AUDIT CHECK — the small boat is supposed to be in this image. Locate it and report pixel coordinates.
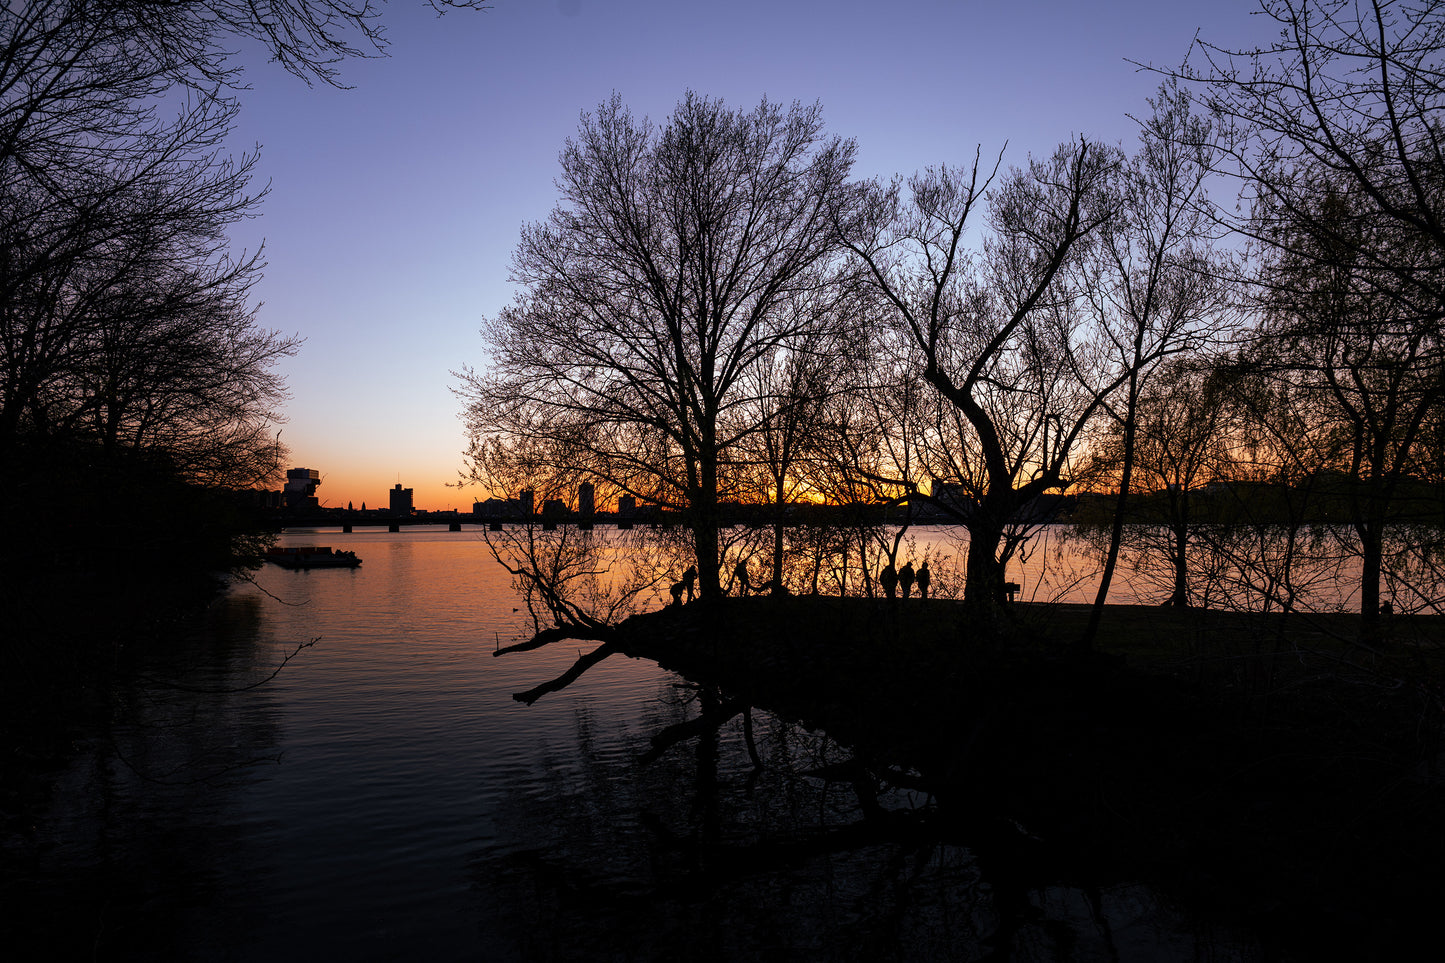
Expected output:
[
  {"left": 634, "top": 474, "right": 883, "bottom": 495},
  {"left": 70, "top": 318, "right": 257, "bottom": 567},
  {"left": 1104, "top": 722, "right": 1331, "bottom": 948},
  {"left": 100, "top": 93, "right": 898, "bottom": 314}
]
[{"left": 265, "top": 546, "right": 362, "bottom": 569}]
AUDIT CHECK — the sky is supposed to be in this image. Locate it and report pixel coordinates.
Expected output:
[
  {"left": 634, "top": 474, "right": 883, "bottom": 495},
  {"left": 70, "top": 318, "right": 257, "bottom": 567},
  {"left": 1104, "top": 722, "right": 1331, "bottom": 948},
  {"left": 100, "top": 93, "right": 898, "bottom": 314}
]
[{"left": 222, "top": 0, "right": 1266, "bottom": 512}]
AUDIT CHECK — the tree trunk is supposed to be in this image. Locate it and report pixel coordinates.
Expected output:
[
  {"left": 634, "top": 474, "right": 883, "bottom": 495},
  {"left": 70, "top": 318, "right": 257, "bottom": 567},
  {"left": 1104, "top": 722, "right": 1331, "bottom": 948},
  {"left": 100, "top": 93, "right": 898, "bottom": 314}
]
[
  {"left": 964, "top": 519, "right": 1007, "bottom": 610},
  {"left": 772, "top": 475, "right": 786, "bottom": 595},
  {"left": 1358, "top": 520, "right": 1383, "bottom": 642},
  {"left": 693, "top": 515, "right": 721, "bottom": 600},
  {"left": 1352, "top": 469, "right": 1393, "bottom": 643},
  {"left": 1167, "top": 488, "right": 1191, "bottom": 608},
  {"left": 1082, "top": 384, "right": 1140, "bottom": 652},
  {"left": 860, "top": 539, "right": 874, "bottom": 597},
  {"left": 693, "top": 451, "right": 722, "bottom": 599},
  {"left": 1169, "top": 523, "right": 1190, "bottom": 607}
]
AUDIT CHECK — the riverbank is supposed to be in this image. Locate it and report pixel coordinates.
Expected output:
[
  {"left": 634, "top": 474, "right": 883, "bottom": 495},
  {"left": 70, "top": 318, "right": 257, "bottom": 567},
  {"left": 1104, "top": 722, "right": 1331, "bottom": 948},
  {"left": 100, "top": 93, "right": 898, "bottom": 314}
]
[{"left": 587, "top": 596, "right": 1444, "bottom": 958}]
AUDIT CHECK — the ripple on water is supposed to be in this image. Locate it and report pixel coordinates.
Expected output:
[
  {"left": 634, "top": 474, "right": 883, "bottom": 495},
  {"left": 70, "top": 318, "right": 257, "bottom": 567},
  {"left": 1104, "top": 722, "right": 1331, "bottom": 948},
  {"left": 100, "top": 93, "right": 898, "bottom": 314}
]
[{"left": 9, "top": 529, "right": 1268, "bottom": 961}]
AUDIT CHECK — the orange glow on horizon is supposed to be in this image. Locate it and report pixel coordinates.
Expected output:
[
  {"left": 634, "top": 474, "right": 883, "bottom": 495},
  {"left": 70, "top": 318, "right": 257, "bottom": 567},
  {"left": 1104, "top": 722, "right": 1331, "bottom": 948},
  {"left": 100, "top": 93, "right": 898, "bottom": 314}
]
[{"left": 276, "top": 464, "right": 477, "bottom": 515}]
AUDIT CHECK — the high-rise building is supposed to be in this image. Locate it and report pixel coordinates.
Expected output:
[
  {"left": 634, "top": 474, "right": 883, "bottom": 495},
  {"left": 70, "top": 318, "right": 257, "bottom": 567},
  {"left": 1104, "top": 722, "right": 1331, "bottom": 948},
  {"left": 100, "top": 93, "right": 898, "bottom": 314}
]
[
  {"left": 389, "top": 483, "right": 414, "bottom": 515},
  {"left": 284, "top": 468, "right": 321, "bottom": 509},
  {"left": 578, "top": 482, "right": 595, "bottom": 517},
  {"left": 618, "top": 494, "right": 636, "bottom": 516}
]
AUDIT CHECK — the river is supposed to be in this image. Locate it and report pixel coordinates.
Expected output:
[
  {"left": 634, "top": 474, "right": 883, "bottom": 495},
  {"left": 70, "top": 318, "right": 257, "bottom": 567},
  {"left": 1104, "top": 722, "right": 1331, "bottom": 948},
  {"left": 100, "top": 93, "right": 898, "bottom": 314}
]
[{"left": 4, "top": 527, "right": 1267, "bottom": 961}]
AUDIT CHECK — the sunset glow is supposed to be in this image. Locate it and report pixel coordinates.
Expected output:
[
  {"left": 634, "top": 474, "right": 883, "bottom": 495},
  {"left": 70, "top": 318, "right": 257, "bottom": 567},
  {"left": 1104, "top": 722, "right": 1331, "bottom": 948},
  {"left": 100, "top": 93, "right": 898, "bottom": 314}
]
[{"left": 224, "top": 1, "right": 1260, "bottom": 511}]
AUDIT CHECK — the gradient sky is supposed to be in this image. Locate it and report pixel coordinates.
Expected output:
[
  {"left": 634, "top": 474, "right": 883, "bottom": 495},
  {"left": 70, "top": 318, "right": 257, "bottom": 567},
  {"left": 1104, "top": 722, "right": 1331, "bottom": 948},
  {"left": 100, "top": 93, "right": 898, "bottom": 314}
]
[{"left": 223, "top": 0, "right": 1264, "bottom": 511}]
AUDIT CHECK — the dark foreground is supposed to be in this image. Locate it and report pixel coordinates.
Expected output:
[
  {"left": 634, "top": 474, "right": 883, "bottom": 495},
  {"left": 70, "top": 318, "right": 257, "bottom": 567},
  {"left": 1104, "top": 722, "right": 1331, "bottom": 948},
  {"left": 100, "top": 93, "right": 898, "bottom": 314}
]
[{"left": 530, "top": 596, "right": 1445, "bottom": 959}]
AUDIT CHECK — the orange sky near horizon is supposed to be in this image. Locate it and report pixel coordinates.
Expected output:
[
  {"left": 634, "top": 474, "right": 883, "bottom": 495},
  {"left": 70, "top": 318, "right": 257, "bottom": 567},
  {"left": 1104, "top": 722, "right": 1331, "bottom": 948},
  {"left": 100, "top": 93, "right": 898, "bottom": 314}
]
[{"left": 294, "top": 467, "right": 476, "bottom": 515}]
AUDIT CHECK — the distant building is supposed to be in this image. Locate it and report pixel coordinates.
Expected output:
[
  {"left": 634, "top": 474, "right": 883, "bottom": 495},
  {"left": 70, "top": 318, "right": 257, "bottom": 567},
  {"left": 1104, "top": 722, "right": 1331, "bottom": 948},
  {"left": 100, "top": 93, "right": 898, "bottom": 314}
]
[
  {"left": 284, "top": 468, "right": 321, "bottom": 509},
  {"left": 519, "top": 489, "right": 534, "bottom": 518},
  {"left": 389, "top": 483, "right": 414, "bottom": 515},
  {"left": 618, "top": 494, "right": 636, "bottom": 516},
  {"left": 578, "top": 482, "right": 595, "bottom": 517},
  {"left": 541, "top": 498, "right": 567, "bottom": 517},
  {"left": 473, "top": 496, "right": 524, "bottom": 519},
  {"left": 929, "top": 480, "right": 975, "bottom": 519}
]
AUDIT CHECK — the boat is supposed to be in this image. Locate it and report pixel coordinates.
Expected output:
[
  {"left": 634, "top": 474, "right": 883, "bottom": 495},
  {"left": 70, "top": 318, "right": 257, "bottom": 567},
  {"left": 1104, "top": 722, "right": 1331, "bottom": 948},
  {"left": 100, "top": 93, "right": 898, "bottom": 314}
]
[{"left": 264, "top": 546, "right": 362, "bottom": 569}]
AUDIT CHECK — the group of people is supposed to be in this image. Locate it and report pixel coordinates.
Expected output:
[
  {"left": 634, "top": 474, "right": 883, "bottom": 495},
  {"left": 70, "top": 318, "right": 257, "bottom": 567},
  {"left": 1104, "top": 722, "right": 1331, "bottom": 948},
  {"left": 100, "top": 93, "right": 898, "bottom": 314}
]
[
  {"left": 668, "top": 560, "right": 773, "bottom": 605},
  {"left": 879, "top": 559, "right": 930, "bottom": 600},
  {"left": 668, "top": 557, "right": 932, "bottom": 603}
]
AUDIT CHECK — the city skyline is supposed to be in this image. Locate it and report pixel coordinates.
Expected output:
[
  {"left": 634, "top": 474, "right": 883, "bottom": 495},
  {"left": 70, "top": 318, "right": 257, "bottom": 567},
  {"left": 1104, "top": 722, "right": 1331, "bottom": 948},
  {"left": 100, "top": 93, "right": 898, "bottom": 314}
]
[{"left": 231, "top": 1, "right": 1261, "bottom": 510}]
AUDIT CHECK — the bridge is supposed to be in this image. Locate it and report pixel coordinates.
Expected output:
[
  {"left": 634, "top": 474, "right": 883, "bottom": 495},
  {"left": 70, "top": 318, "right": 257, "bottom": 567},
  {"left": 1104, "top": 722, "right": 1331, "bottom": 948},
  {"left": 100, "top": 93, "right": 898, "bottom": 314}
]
[{"left": 272, "top": 511, "right": 650, "bottom": 533}]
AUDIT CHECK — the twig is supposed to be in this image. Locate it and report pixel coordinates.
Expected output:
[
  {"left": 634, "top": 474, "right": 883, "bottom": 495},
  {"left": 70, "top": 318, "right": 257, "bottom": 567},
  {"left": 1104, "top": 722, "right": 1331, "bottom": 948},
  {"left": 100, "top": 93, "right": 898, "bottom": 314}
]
[{"left": 135, "top": 637, "right": 320, "bottom": 694}]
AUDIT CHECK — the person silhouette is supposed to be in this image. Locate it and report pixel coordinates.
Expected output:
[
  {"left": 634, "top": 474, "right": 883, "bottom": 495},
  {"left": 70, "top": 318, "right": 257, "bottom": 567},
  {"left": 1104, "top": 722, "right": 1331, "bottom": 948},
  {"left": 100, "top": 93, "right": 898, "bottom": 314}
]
[
  {"left": 916, "top": 560, "right": 931, "bottom": 600},
  {"left": 733, "top": 560, "right": 751, "bottom": 596},
  {"left": 898, "top": 561, "right": 915, "bottom": 599},
  {"left": 880, "top": 561, "right": 898, "bottom": 599},
  {"left": 681, "top": 565, "right": 697, "bottom": 602}
]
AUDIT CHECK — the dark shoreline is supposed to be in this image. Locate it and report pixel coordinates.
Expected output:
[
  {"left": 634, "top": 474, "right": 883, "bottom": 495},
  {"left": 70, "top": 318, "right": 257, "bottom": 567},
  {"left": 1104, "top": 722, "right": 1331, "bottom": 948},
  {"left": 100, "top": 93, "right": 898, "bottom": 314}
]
[{"left": 576, "top": 596, "right": 1445, "bottom": 957}]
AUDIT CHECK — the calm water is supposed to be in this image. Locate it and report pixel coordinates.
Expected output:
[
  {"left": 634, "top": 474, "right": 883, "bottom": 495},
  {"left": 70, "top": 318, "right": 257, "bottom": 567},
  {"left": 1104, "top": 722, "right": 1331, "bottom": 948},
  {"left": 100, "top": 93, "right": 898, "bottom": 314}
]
[{"left": 4, "top": 528, "right": 1262, "bottom": 961}]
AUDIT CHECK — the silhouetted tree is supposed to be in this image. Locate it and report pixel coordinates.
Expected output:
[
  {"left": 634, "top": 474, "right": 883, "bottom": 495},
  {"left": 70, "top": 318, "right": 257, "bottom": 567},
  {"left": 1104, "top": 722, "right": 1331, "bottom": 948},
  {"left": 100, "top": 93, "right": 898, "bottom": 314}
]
[
  {"left": 731, "top": 298, "right": 870, "bottom": 594},
  {"left": 837, "top": 139, "right": 1126, "bottom": 613},
  {"left": 1181, "top": 0, "right": 1445, "bottom": 634},
  {"left": 1078, "top": 356, "right": 1239, "bottom": 607},
  {"left": 1203, "top": 358, "right": 1348, "bottom": 616},
  {"left": 0, "top": 0, "right": 490, "bottom": 470},
  {"left": 0, "top": 0, "right": 485, "bottom": 673},
  {"left": 459, "top": 93, "right": 858, "bottom": 599},
  {"left": 799, "top": 331, "right": 926, "bottom": 596},
  {"left": 1184, "top": 0, "right": 1445, "bottom": 306},
  {"left": 1077, "top": 82, "right": 1236, "bottom": 648},
  {"left": 1249, "top": 177, "right": 1445, "bottom": 633},
  {"left": 0, "top": 121, "right": 300, "bottom": 484}
]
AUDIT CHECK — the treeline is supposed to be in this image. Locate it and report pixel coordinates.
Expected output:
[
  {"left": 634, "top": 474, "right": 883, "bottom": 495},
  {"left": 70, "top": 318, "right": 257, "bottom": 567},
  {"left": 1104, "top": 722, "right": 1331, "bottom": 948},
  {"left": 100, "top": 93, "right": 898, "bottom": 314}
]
[
  {"left": 0, "top": 2, "right": 476, "bottom": 673},
  {"left": 460, "top": 0, "right": 1445, "bottom": 642}
]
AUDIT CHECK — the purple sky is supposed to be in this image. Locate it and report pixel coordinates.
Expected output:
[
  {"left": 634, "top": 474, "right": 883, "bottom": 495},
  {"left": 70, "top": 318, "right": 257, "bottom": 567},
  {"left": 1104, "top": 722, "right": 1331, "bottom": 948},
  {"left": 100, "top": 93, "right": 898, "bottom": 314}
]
[{"left": 224, "top": 0, "right": 1264, "bottom": 511}]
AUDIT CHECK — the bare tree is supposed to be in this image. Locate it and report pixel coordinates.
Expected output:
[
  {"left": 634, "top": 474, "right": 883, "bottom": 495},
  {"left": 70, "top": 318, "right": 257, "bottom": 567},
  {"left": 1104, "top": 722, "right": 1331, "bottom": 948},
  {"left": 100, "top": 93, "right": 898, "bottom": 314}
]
[
  {"left": 1250, "top": 178, "right": 1445, "bottom": 632},
  {"left": 458, "top": 93, "right": 858, "bottom": 599},
  {"left": 1206, "top": 357, "right": 1351, "bottom": 617},
  {"left": 729, "top": 294, "right": 870, "bottom": 594},
  {"left": 0, "top": 92, "right": 296, "bottom": 478},
  {"left": 1077, "top": 82, "right": 1236, "bottom": 648},
  {"left": 836, "top": 140, "right": 1126, "bottom": 612},
  {"left": 72, "top": 270, "right": 297, "bottom": 488},
  {"left": 1183, "top": 0, "right": 1445, "bottom": 307},
  {"left": 0, "top": 0, "right": 487, "bottom": 654},
  {"left": 1077, "top": 356, "right": 1239, "bottom": 607},
  {"left": 1181, "top": 0, "right": 1445, "bottom": 635},
  {"left": 1, "top": 0, "right": 487, "bottom": 462}
]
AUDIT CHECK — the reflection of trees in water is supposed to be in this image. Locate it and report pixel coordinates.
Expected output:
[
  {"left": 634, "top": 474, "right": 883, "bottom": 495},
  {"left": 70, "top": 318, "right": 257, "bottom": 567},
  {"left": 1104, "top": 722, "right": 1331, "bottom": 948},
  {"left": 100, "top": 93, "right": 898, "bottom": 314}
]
[
  {"left": 472, "top": 685, "right": 981, "bottom": 959},
  {"left": 0, "top": 593, "right": 286, "bottom": 958},
  {"left": 471, "top": 678, "right": 1257, "bottom": 962}
]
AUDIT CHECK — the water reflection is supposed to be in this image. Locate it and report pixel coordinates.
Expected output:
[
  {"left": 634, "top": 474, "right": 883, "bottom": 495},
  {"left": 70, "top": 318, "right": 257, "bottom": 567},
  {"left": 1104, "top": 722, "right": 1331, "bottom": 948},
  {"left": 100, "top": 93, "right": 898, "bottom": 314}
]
[
  {"left": 1, "top": 590, "right": 284, "bottom": 959},
  {"left": 2, "top": 529, "right": 1268, "bottom": 960},
  {"left": 471, "top": 683, "right": 1260, "bottom": 962}
]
